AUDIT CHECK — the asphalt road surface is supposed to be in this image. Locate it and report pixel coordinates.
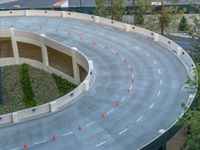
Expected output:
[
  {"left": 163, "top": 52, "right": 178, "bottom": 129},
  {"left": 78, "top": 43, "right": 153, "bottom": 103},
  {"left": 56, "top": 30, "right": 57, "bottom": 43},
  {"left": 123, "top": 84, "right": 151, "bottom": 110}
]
[{"left": 0, "top": 16, "right": 189, "bottom": 150}]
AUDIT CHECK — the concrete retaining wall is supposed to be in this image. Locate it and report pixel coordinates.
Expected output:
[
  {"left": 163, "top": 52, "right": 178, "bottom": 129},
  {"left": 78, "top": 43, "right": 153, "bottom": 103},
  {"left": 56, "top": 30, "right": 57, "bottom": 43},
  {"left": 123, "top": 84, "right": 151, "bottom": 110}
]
[{"left": 0, "top": 28, "right": 92, "bottom": 126}]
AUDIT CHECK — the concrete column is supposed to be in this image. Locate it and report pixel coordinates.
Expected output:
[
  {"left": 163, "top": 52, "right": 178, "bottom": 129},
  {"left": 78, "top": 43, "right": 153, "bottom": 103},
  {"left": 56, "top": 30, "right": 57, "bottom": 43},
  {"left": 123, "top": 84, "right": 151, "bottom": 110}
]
[
  {"left": 94, "top": 16, "right": 100, "bottom": 23},
  {"left": 12, "top": 112, "right": 19, "bottom": 123},
  {"left": 40, "top": 34, "right": 49, "bottom": 70},
  {"left": 50, "top": 101, "right": 57, "bottom": 112},
  {"left": 177, "top": 46, "right": 182, "bottom": 57},
  {"left": 125, "top": 24, "right": 131, "bottom": 32},
  {"left": 154, "top": 33, "right": 159, "bottom": 42},
  {"left": 10, "top": 28, "right": 20, "bottom": 64},
  {"left": 72, "top": 47, "right": 81, "bottom": 85}
]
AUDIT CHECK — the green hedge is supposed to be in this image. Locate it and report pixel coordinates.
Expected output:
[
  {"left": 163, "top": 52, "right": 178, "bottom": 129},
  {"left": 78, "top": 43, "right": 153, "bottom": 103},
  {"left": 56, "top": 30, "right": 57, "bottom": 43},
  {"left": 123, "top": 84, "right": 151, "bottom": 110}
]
[
  {"left": 20, "top": 64, "right": 36, "bottom": 108},
  {"left": 52, "top": 73, "right": 76, "bottom": 96}
]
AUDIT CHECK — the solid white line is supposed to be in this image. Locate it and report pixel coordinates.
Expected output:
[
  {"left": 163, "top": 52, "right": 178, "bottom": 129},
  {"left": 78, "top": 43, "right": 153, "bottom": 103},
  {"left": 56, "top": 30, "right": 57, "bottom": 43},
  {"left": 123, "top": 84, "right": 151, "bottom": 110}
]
[
  {"left": 118, "top": 128, "right": 128, "bottom": 135},
  {"left": 86, "top": 121, "right": 96, "bottom": 127},
  {"left": 96, "top": 141, "right": 106, "bottom": 147},
  {"left": 157, "top": 90, "right": 161, "bottom": 97},
  {"left": 106, "top": 108, "right": 114, "bottom": 115},
  {"left": 154, "top": 60, "right": 157, "bottom": 65},
  {"left": 34, "top": 140, "right": 47, "bottom": 145},
  {"left": 132, "top": 74, "right": 134, "bottom": 79},
  {"left": 121, "top": 96, "right": 126, "bottom": 102},
  {"left": 160, "top": 79, "right": 163, "bottom": 85},
  {"left": 145, "top": 52, "right": 150, "bottom": 56},
  {"left": 137, "top": 116, "right": 143, "bottom": 122},
  {"left": 158, "top": 69, "right": 161, "bottom": 74},
  {"left": 62, "top": 131, "right": 73, "bottom": 136},
  {"left": 129, "top": 85, "right": 133, "bottom": 90},
  {"left": 10, "top": 148, "right": 19, "bottom": 150},
  {"left": 149, "top": 103, "right": 155, "bottom": 109}
]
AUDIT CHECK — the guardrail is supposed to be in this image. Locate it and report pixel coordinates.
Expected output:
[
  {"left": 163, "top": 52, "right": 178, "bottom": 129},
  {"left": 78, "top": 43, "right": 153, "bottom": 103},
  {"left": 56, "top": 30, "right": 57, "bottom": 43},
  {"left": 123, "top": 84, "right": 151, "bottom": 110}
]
[
  {"left": 0, "top": 28, "right": 93, "bottom": 126},
  {"left": 0, "top": 10, "right": 197, "bottom": 149}
]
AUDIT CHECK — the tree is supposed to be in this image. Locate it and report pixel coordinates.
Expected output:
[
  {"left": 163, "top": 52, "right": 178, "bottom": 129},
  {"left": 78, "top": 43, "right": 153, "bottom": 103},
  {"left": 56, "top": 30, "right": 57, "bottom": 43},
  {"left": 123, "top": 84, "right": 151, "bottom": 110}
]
[
  {"left": 94, "top": 0, "right": 108, "bottom": 17},
  {"left": 94, "top": 0, "right": 125, "bottom": 21},
  {"left": 179, "top": 16, "right": 189, "bottom": 31},
  {"left": 109, "top": 0, "right": 125, "bottom": 21},
  {"left": 158, "top": 0, "right": 180, "bottom": 35}
]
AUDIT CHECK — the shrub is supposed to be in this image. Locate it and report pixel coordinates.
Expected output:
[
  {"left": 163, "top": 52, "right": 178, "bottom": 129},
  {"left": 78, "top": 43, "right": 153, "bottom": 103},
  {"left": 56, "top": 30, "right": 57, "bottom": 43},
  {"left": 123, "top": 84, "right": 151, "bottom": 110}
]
[
  {"left": 178, "top": 16, "right": 189, "bottom": 32},
  {"left": 52, "top": 73, "right": 76, "bottom": 96},
  {"left": 20, "top": 64, "right": 36, "bottom": 108}
]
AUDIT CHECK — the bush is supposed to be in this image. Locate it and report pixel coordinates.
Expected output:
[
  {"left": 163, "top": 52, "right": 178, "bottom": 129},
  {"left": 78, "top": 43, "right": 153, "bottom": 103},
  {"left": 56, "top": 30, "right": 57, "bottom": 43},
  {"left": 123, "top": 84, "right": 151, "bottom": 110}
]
[
  {"left": 20, "top": 64, "right": 36, "bottom": 108},
  {"left": 178, "top": 16, "right": 189, "bottom": 32},
  {"left": 52, "top": 73, "right": 76, "bottom": 96}
]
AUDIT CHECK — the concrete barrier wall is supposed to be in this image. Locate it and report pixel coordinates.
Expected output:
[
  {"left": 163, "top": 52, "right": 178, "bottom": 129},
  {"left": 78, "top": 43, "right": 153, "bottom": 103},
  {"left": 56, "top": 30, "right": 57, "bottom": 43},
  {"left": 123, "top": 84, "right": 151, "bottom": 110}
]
[{"left": 0, "top": 28, "right": 92, "bottom": 126}]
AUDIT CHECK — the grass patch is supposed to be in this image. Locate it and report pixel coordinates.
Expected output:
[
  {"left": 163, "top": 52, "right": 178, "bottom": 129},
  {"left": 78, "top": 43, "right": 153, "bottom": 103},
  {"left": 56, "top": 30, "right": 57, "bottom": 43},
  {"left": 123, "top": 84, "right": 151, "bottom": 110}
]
[
  {"left": 20, "top": 64, "right": 36, "bottom": 108},
  {"left": 52, "top": 73, "right": 76, "bottom": 96}
]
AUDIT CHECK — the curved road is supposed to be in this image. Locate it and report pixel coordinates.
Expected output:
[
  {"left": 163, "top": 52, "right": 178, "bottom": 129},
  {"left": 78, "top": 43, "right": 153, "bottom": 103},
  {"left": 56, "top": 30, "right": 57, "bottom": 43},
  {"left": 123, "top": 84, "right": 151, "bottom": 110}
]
[{"left": 0, "top": 16, "right": 189, "bottom": 150}]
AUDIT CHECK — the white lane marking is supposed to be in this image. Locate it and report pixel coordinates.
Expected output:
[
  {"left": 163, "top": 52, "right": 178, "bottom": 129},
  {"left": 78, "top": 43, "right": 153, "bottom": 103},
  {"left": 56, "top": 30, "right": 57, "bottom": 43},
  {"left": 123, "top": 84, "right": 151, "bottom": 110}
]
[
  {"left": 154, "top": 60, "right": 157, "bottom": 65},
  {"left": 149, "top": 103, "right": 155, "bottom": 109},
  {"left": 121, "top": 96, "right": 126, "bottom": 102},
  {"left": 86, "top": 121, "right": 96, "bottom": 127},
  {"left": 158, "top": 129, "right": 166, "bottom": 134},
  {"left": 132, "top": 74, "right": 134, "bottom": 79},
  {"left": 145, "top": 52, "right": 150, "bottom": 57},
  {"left": 34, "top": 140, "right": 47, "bottom": 145},
  {"left": 10, "top": 148, "right": 19, "bottom": 150},
  {"left": 158, "top": 69, "right": 161, "bottom": 74},
  {"left": 96, "top": 141, "right": 106, "bottom": 147},
  {"left": 121, "top": 56, "right": 125, "bottom": 61},
  {"left": 129, "top": 85, "right": 133, "bottom": 90},
  {"left": 157, "top": 90, "right": 161, "bottom": 97},
  {"left": 160, "top": 79, "right": 163, "bottom": 85},
  {"left": 62, "top": 131, "right": 73, "bottom": 136},
  {"left": 106, "top": 108, "right": 114, "bottom": 115},
  {"left": 137, "top": 116, "right": 143, "bottom": 122},
  {"left": 118, "top": 128, "right": 128, "bottom": 135}
]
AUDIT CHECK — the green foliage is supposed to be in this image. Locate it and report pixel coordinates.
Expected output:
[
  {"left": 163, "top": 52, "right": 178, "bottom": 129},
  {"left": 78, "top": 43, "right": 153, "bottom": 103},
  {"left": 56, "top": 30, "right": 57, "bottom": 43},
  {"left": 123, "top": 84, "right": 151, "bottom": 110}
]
[
  {"left": 20, "top": 64, "right": 36, "bottom": 108},
  {"left": 52, "top": 74, "right": 76, "bottom": 96},
  {"left": 179, "top": 16, "right": 189, "bottom": 31},
  {"left": 135, "top": 8, "right": 145, "bottom": 25},
  {"left": 94, "top": 0, "right": 125, "bottom": 21},
  {"left": 94, "top": 0, "right": 108, "bottom": 17}
]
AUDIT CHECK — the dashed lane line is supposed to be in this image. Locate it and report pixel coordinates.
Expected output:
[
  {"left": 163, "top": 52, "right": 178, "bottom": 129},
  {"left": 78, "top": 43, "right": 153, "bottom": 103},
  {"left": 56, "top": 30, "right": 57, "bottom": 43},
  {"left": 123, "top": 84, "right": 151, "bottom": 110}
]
[
  {"left": 149, "top": 103, "right": 155, "bottom": 109},
  {"left": 96, "top": 141, "right": 106, "bottom": 147},
  {"left": 118, "top": 128, "right": 128, "bottom": 135},
  {"left": 106, "top": 108, "right": 114, "bottom": 115},
  {"left": 157, "top": 90, "right": 161, "bottom": 97},
  {"left": 160, "top": 79, "right": 163, "bottom": 85},
  {"left": 34, "top": 140, "right": 47, "bottom": 145},
  {"left": 154, "top": 60, "right": 157, "bottom": 65},
  {"left": 62, "top": 131, "right": 73, "bottom": 137},
  {"left": 137, "top": 116, "right": 143, "bottom": 122},
  {"left": 86, "top": 121, "right": 96, "bottom": 127},
  {"left": 121, "top": 96, "right": 126, "bottom": 102}
]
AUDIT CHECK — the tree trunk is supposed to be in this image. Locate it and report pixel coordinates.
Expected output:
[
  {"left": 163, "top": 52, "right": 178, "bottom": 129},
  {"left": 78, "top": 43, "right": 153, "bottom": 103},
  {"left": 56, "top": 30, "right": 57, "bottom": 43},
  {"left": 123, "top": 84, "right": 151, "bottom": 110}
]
[{"left": 161, "top": 21, "right": 164, "bottom": 35}]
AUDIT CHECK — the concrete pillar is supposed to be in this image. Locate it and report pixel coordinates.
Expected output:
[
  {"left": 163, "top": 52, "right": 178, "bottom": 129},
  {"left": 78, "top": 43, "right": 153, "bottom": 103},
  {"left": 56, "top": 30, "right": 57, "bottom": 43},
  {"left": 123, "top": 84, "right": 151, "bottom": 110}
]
[
  {"left": 40, "top": 34, "right": 49, "bottom": 69},
  {"left": 10, "top": 28, "right": 20, "bottom": 64},
  {"left": 12, "top": 112, "right": 19, "bottom": 123},
  {"left": 154, "top": 33, "right": 159, "bottom": 42},
  {"left": 177, "top": 46, "right": 182, "bottom": 57},
  {"left": 83, "top": 81, "right": 89, "bottom": 91},
  {"left": 72, "top": 47, "right": 81, "bottom": 85},
  {"left": 50, "top": 101, "right": 57, "bottom": 112},
  {"left": 125, "top": 24, "right": 131, "bottom": 32},
  {"left": 94, "top": 16, "right": 100, "bottom": 23}
]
